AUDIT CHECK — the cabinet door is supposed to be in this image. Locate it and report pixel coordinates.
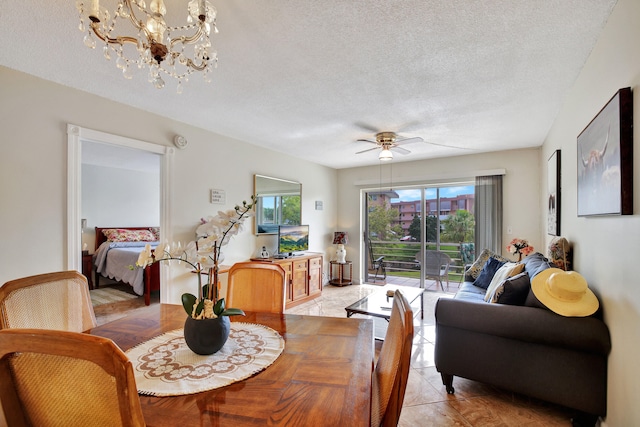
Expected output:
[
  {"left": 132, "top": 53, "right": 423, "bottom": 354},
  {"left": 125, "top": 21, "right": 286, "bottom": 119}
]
[
  {"left": 278, "top": 261, "right": 294, "bottom": 303},
  {"left": 308, "top": 257, "right": 323, "bottom": 295},
  {"left": 291, "top": 260, "right": 308, "bottom": 301}
]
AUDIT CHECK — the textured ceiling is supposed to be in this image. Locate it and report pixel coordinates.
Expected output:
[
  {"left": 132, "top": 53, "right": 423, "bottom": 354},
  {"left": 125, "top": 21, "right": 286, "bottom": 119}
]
[{"left": 0, "top": 1, "right": 617, "bottom": 169}]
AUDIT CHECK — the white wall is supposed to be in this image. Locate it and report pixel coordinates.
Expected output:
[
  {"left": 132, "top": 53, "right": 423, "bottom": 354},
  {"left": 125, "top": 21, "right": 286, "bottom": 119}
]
[
  {"left": 0, "top": 66, "right": 338, "bottom": 303},
  {"left": 337, "top": 148, "right": 542, "bottom": 284},
  {"left": 541, "top": 0, "right": 640, "bottom": 424},
  {"left": 82, "top": 164, "right": 160, "bottom": 252}
]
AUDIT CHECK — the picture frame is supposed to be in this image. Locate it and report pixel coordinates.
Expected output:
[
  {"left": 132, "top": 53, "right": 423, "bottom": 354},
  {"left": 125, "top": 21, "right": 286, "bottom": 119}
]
[
  {"left": 577, "top": 87, "right": 633, "bottom": 216},
  {"left": 547, "top": 150, "right": 560, "bottom": 236}
]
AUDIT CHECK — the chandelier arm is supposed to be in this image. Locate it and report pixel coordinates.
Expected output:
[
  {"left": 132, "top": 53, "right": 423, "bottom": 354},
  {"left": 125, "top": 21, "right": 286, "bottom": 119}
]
[
  {"left": 90, "top": 23, "right": 140, "bottom": 46},
  {"left": 123, "top": 0, "right": 147, "bottom": 33},
  {"left": 170, "top": 26, "right": 205, "bottom": 49},
  {"left": 185, "top": 58, "right": 208, "bottom": 71}
]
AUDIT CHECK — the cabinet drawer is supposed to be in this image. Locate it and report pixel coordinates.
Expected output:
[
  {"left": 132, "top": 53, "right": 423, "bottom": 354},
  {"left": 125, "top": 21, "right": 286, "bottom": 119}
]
[
  {"left": 293, "top": 260, "right": 308, "bottom": 270},
  {"left": 309, "top": 257, "right": 322, "bottom": 268}
]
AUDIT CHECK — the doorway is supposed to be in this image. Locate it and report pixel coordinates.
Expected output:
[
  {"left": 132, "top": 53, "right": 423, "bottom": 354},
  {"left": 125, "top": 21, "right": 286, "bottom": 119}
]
[{"left": 66, "top": 124, "right": 173, "bottom": 302}]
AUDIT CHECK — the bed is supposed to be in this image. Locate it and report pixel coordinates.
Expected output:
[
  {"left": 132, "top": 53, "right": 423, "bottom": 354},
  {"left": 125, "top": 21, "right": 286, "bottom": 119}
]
[{"left": 94, "top": 227, "right": 161, "bottom": 306}]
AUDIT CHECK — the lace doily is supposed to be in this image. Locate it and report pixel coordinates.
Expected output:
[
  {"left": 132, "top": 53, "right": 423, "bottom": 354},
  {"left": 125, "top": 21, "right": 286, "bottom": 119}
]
[{"left": 125, "top": 322, "right": 285, "bottom": 396}]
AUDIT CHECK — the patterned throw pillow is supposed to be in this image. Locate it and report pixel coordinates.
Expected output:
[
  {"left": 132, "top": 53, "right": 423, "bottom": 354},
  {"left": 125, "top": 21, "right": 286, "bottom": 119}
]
[
  {"left": 548, "top": 237, "right": 571, "bottom": 271},
  {"left": 103, "top": 228, "right": 156, "bottom": 242},
  {"left": 465, "top": 249, "right": 510, "bottom": 281}
]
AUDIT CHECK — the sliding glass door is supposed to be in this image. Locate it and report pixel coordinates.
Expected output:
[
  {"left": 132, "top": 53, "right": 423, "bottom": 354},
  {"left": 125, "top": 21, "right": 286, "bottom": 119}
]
[{"left": 364, "top": 183, "right": 475, "bottom": 289}]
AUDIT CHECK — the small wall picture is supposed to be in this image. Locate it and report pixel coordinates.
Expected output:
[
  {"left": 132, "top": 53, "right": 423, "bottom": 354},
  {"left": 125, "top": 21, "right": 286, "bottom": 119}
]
[
  {"left": 547, "top": 150, "right": 560, "bottom": 236},
  {"left": 577, "top": 87, "right": 633, "bottom": 216}
]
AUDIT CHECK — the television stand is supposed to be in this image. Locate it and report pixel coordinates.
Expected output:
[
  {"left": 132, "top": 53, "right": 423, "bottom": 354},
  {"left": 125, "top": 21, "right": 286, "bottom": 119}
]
[{"left": 248, "top": 253, "right": 324, "bottom": 309}]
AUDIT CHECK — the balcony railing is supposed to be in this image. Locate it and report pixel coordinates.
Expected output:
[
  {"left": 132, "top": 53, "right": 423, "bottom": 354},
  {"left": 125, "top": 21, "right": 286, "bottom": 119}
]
[{"left": 367, "top": 240, "right": 475, "bottom": 282}]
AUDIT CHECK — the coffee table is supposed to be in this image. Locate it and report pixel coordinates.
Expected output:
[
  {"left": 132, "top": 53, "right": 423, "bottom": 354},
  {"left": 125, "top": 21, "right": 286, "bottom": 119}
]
[{"left": 345, "top": 284, "right": 424, "bottom": 321}]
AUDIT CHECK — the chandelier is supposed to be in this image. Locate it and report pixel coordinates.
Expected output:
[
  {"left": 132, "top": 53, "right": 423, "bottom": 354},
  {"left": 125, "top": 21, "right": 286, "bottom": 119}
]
[{"left": 76, "top": 0, "right": 218, "bottom": 93}]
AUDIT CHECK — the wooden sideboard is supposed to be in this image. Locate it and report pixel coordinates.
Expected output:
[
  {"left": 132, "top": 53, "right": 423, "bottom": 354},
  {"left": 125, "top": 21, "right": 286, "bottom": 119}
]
[{"left": 251, "top": 253, "right": 323, "bottom": 308}]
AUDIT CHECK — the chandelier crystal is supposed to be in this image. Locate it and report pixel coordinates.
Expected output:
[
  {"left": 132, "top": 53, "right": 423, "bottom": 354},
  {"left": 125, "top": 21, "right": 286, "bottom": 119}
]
[{"left": 76, "top": 0, "right": 218, "bottom": 93}]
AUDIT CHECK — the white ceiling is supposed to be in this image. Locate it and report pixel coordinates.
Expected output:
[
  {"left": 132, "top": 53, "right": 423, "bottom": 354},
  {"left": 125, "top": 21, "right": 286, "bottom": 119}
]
[{"left": 0, "top": 1, "right": 617, "bottom": 169}]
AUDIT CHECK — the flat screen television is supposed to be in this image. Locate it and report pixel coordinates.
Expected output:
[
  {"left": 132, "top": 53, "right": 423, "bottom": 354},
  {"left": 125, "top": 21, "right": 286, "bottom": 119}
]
[{"left": 278, "top": 225, "right": 309, "bottom": 255}]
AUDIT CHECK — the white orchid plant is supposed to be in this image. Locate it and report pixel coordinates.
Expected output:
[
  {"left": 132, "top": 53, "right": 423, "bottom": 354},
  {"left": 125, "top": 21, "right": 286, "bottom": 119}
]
[{"left": 135, "top": 196, "right": 255, "bottom": 319}]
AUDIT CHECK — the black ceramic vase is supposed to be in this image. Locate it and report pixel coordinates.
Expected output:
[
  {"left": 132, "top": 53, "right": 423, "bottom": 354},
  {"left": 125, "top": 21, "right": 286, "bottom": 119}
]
[{"left": 183, "top": 315, "right": 231, "bottom": 355}]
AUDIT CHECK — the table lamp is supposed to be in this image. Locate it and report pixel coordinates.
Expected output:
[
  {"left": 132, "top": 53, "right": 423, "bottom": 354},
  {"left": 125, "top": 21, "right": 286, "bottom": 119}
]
[{"left": 333, "top": 232, "right": 349, "bottom": 264}]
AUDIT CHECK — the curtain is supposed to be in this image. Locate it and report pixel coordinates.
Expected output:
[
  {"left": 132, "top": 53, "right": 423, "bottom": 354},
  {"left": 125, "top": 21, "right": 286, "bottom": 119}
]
[{"left": 475, "top": 175, "right": 503, "bottom": 253}]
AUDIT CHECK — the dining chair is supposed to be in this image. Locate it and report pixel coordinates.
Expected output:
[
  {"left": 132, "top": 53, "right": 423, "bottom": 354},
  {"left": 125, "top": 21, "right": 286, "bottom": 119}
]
[
  {"left": 227, "top": 262, "right": 287, "bottom": 313},
  {"left": 0, "top": 270, "right": 97, "bottom": 332},
  {"left": 0, "top": 328, "right": 145, "bottom": 427},
  {"left": 371, "top": 289, "right": 414, "bottom": 427}
]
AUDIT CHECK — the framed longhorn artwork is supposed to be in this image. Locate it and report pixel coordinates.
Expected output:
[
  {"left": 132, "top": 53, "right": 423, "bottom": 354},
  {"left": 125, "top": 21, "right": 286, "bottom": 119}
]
[{"left": 577, "top": 87, "right": 633, "bottom": 216}]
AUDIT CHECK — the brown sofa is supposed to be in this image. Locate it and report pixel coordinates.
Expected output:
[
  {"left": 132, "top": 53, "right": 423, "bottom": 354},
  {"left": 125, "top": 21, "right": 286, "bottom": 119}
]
[{"left": 434, "top": 252, "right": 611, "bottom": 426}]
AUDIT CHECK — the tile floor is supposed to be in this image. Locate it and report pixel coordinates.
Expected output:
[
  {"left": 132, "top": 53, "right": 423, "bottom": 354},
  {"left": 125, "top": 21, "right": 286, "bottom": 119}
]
[{"left": 93, "top": 277, "right": 578, "bottom": 426}]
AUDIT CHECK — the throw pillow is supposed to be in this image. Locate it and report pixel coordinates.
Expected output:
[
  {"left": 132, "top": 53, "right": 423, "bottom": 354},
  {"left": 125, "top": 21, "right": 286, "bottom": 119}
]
[
  {"left": 484, "top": 262, "right": 518, "bottom": 301},
  {"left": 524, "top": 288, "right": 552, "bottom": 311},
  {"left": 473, "top": 257, "right": 506, "bottom": 289},
  {"left": 465, "top": 249, "right": 510, "bottom": 281},
  {"left": 490, "top": 272, "right": 530, "bottom": 305},
  {"left": 521, "top": 252, "right": 554, "bottom": 279},
  {"left": 509, "top": 263, "right": 525, "bottom": 277},
  {"left": 548, "top": 237, "right": 571, "bottom": 271}
]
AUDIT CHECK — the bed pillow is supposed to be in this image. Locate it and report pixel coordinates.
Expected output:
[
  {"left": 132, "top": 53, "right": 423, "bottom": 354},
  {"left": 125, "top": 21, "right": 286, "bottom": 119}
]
[
  {"left": 465, "top": 249, "right": 510, "bottom": 281},
  {"left": 103, "top": 228, "right": 156, "bottom": 242},
  {"left": 489, "top": 272, "right": 531, "bottom": 305},
  {"left": 149, "top": 227, "right": 161, "bottom": 241},
  {"left": 473, "top": 257, "right": 506, "bottom": 289}
]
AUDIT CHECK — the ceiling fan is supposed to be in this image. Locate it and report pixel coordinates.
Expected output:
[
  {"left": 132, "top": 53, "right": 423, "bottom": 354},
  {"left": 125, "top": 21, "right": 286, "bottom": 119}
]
[{"left": 355, "top": 132, "right": 425, "bottom": 161}]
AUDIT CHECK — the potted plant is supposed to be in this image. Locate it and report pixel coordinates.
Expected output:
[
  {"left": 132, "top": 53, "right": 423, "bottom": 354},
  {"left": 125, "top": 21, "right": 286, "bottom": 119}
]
[{"left": 135, "top": 196, "right": 255, "bottom": 354}]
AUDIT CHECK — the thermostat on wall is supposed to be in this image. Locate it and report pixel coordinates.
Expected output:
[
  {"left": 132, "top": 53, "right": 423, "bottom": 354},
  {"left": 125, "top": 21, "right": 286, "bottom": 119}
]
[{"left": 210, "top": 189, "right": 225, "bottom": 204}]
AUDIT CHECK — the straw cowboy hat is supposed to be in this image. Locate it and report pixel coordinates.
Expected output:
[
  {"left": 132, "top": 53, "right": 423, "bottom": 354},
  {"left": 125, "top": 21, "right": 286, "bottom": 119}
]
[{"left": 531, "top": 268, "right": 599, "bottom": 317}]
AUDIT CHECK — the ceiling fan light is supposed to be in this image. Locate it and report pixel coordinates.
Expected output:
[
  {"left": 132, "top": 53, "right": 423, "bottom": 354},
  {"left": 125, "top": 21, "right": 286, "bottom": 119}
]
[{"left": 379, "top": 149, "right": 393, "bottom": 161}]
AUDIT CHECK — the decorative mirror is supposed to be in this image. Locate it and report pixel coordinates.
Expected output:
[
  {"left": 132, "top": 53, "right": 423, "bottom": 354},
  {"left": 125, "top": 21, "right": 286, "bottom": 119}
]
[{"left": 254, "top": 175, "right": 302, "bottom": 234}]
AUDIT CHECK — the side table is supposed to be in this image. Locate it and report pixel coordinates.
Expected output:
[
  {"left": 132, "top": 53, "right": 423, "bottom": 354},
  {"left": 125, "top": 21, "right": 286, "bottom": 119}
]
[
  {"left": 329, "top": 260, "right": 353, "bottom": 286},
  {"left": 82, "top": 250, "right": 94, "bottom": 289}
]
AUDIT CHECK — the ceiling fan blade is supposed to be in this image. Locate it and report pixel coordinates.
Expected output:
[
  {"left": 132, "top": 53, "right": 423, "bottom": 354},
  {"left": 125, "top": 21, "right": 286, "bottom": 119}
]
[
  {"left": 395, "top": 136, "right": 424, "bottom": 146},
  {"left": 354, "top": 122, "right": 380, "bottom": 133},
  {"left": 355, "top": 147, "right": 380, "bottom": 154},
  {"left": 426, "top": 140, "right": 473, "bottom": 150},
  {"left": 391, "top": 146, "right": 411, "bottom": 155}
]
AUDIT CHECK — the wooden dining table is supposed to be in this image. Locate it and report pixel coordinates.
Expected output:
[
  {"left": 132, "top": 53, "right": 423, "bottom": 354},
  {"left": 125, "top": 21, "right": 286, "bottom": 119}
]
[{"left": 89, "top": 304, "right": 374, "bottom": 426}]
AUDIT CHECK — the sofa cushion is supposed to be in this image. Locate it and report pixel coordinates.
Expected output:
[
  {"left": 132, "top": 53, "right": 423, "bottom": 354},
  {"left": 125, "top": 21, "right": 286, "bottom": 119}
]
[
  {"left": 465, "top": 249, "right": 510, "bottom": 281},
  {"left": 490, "top": 272, "right": 530, "bottom": 305},
  {"left": 473, "top": 257, "right": 506, "bottom": 289},
  {"left": 453, "top": 281, "right": 486, "bottom": 302},
  {"left": 521, "top": 252, "right": 554, "bottom": 279}
]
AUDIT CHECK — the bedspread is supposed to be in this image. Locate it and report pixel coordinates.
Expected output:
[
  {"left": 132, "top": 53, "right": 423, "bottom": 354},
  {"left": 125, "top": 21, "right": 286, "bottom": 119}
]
[{"left": 94, "top": 241, "right": 158, "bottom": 296}]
